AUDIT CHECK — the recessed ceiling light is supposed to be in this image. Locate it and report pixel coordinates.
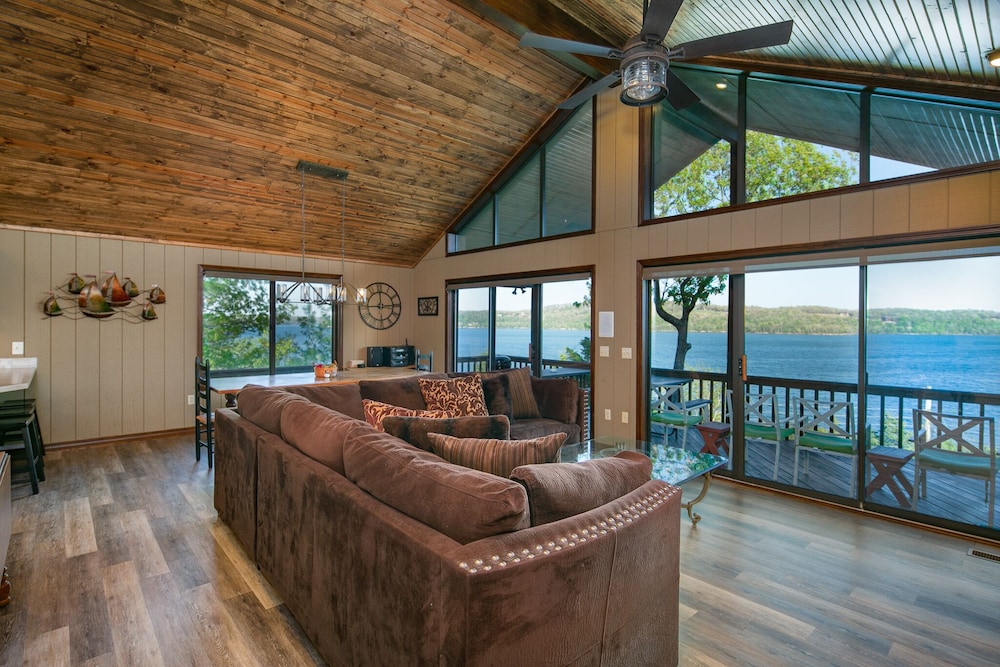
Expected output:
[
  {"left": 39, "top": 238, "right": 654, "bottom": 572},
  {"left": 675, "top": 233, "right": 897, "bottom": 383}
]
[
  {"left": 987, "top": 48, "right": 1000, "bottom": 67},
  {"left": 715, "top": 81, "right": 728, "bottom": 90}
]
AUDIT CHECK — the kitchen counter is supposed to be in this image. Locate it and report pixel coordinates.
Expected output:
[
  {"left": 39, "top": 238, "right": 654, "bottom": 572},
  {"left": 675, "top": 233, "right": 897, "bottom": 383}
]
[{"left": 0, "top": 358, "right": 37, "bottom": 394}]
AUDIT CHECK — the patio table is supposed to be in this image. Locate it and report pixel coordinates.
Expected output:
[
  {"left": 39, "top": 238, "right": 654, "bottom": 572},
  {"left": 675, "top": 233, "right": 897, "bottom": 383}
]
[{"left": 865, "top": 446, "right": 914, "bottom": 507}]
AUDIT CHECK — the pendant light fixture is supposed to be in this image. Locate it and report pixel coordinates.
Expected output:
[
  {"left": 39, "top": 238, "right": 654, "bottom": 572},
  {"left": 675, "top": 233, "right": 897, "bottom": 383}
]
[{"left": 278, "top": 161, "right": 367, "bottom": 306}]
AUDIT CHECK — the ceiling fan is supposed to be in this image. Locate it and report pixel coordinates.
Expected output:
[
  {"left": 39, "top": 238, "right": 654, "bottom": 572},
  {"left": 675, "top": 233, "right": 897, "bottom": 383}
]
[{"left": 519, "top": 0, "right": 793, "bottom": 110}]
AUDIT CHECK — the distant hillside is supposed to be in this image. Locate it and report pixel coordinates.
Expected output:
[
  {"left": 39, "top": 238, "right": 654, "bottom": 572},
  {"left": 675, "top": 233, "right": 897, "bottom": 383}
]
[{"left": 459, "top": 304, "right": 1000, "bottom": 335}]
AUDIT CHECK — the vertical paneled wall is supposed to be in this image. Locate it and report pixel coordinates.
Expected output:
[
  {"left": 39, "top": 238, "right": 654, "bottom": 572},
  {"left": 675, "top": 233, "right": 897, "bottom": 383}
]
[{"left": 0, "top": 230, "right": 415, "bottom": 445}]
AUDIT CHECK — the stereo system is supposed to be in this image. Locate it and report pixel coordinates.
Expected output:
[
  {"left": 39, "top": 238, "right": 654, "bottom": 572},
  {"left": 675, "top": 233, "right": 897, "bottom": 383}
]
[{"left": 366, "top": 345, "right": 415, "bottom": 368}]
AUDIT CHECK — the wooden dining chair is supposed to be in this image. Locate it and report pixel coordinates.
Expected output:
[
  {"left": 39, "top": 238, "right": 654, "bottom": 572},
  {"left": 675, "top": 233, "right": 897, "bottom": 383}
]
[
  {"left": 195, "top": 356, "right": 214, "bottom": 468},
  {"left": 415, "top": 349, "right": 433, "bottom": 372},
  {"left": 911, "top": 409, "right": 996, "bottom": 527}
]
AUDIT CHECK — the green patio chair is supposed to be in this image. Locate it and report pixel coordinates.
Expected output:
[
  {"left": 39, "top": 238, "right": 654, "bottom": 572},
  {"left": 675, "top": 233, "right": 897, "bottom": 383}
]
[
  {"left": 792, "top": 398, "right": 858, "bottom": 495},
  {"left": 912, "top": 410, "right": 996, "bottom": 528},
  {"left": 726, "top": 390, "right": 795, "bottom": 481},
  {"left": 650, "top": 382, "right": 710, "bottom": 450}
]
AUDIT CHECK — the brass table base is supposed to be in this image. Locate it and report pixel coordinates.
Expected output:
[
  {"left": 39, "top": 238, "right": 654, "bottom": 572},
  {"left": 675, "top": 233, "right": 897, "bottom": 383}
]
[{"left": 681, "top": 472, "right": 714, "bottom": 525}]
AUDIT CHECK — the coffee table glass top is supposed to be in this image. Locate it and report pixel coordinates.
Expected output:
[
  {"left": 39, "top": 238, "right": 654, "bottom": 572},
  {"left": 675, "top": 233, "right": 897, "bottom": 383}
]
[{"left": 561, "top": 436, "right": 728, "bottom": 486}]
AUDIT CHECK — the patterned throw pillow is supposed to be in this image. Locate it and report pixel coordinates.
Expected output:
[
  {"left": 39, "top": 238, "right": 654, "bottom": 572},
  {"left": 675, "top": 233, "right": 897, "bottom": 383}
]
[
  {"left": 362, "top": 399, "right": 450, "bottom": 432},
  {"left": 427, "top": 431, "right": 567, "bottom": 477},
  {"left": 418, "top": 376, "right": 488, "bottom": 416},
  {"left": 504, "top": 367, "right": 541, "bottom": 419}
]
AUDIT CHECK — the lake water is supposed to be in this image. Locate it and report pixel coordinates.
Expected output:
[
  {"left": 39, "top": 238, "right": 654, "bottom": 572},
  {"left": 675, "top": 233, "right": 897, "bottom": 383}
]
[{"left": 458, "top": 328, "right": 1000, "bottom": 395}]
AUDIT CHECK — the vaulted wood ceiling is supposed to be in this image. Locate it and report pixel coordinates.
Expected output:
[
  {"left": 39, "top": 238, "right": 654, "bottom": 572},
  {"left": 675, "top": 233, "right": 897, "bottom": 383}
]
[{"left": 2, "top": 1, "right": 998, "bottom": 268}]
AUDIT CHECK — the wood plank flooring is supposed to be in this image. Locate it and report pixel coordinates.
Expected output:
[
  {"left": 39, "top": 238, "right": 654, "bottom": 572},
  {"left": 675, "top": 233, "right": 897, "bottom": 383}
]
[{"left": 1, "top": 433, "right": 998, "bottom": 666}]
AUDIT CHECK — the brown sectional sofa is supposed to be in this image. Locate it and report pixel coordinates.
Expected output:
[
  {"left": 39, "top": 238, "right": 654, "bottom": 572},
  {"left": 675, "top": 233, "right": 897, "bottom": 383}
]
[{"left": 214, "top": 372, "right": 681, "bottom": 666}]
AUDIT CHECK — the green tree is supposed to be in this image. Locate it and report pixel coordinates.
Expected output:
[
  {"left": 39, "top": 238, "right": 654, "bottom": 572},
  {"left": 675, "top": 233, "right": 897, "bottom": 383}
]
[
  {"left": 651, "top": 131, "right": 857, "bottom": 368},
  {"left": 560, "top": 280, "right": 592, "bottom": 363}
]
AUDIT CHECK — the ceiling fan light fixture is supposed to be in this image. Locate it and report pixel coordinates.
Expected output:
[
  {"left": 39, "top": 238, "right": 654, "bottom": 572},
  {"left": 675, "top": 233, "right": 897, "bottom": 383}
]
[
  {"left": 620, "top": 52, "right": 669, "bottom": 106},
  {"left": 987, "top": 48, "right": 1000, "bottom": 67}
]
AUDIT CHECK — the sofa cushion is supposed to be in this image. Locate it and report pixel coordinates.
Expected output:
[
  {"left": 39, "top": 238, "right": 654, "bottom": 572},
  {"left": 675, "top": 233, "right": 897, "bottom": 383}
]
[
  {"left": 418, "top": 376, "right": 488, "bottom": 416},
  {"left": 510, "top": 418, "right": 581, "bottom": 445},
  {"left": 427, "top": 431, "right": 567, "bottom": 478},
  {"left": 510, "top": 451, "right": 653, "bottom": 526},
  {"left": 359, "top": 373, "right": 448, "bottom": 410},
  {"left": 237, "top": 385, "right": 310, "bottom": 434},
  {"left": 362, "top": 399, "right": 450, "bottom": 431},
  {"left": 503, "top": 367, "right": 541, "bottom": 419},
  {"left": 280, "top": 400, "right": 366, "bottom": 475},
  {"left": 284, "top": 383, "right": 365, "bottom": 421},
  {"left": 382, "top": 414, "right": 511, "bottom": 452},
  {"left": 479, "top": 372, "right": 514, "bottom": 419},
  {"left": 342, "top": 429, "right": 530, "bottom": 544},
  {"left": 531, "top": 376, "right": 579, "bottom": 424}
]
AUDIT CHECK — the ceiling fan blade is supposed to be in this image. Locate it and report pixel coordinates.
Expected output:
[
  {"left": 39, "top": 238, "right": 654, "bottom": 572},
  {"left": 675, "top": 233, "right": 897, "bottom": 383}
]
[
  {"left": 674, "top": 20, "right": 793, "bottom": 61},
  {"left": 664, "top": 69, "right": 700, "bottom": 110},
  {"left": 641, "top": 0, "right": 684, "bottom": 42},
  {"left": 520, "top": 32, "right": 622, "bottom": 59},
  {"left": 557, "top": 71, "right": 622, "bottom": 109}
]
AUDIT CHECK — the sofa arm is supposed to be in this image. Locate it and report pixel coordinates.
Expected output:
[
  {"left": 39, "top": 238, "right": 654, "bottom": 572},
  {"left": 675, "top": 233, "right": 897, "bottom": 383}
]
[{"left": 439, "top": 480, "right": 681, "bottom": 666}]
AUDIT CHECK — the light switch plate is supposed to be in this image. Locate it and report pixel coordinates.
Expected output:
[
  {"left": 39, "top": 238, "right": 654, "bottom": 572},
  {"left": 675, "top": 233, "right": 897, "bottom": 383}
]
[
  {"left": 621, "top": 411, "right": 629, "bottom": 424},
  {"left": 599, "top": 345, "right": 610, "bottom": 357},
  {"left": 604, "top": 408, "right": 612, "bottom": 421},
  {"left": 11, "top": 342, "right": 24, "bottom": 355},
  {"left": 621, "top": 347, "right": 632, "bottom": 359}
]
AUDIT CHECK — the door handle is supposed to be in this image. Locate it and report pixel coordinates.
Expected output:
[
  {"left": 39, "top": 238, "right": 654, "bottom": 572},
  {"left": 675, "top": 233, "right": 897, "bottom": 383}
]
[{"left": 740, "top": 354, "right": 747, "bottom": 382}]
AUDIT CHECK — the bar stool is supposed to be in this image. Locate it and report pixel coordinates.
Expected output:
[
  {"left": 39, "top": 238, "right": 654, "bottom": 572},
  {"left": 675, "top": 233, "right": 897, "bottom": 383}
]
[
  {"left": 0, "top": 399, "right": 44, "bottom": 457},
  {"left": 0, "top": 411, "right": 44, "bottom": 494}
]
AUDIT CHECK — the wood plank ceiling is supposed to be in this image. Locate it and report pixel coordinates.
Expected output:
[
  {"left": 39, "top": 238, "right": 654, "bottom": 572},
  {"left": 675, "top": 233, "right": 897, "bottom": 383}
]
[{"left": 2, "top": 1, "right": 998, "bottom": 268}]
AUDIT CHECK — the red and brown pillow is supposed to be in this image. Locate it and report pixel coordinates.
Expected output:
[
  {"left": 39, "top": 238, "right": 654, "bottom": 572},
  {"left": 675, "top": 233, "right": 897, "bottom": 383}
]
[
  {"left": 427, "top": 431, "right": 567, "bottom": 478},
  {"left": 362, "top": 399, "right": 450, "bottom": 432},
  {"left": 418, "top": 375, "right": 488, "bottom": 416}
]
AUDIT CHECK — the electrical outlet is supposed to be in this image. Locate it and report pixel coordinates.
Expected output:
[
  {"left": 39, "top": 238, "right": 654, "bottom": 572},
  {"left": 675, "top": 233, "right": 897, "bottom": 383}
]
[
  {"left": 11, "top": 341, "right": 24, "bottom": 355},
  {"left": 187, "top": 394, "right": 195, "bottom": 405},
  {"left": 599, "top": 345, "right": 610, "bottom": 357},
  {"left": 621, "top": 347, "right": 632, "bottom": 359},
  {"left": 604, "top": 408, "right": 612, "bottom": 421},
  {"left": 621, "top": 411, "right": 629, "bottom": 424}
]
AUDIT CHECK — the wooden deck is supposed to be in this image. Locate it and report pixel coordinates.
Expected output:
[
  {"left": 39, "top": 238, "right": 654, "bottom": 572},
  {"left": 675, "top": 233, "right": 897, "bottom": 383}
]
[{"left": 655, "top": 424, "right": 997, "bottom": 530}]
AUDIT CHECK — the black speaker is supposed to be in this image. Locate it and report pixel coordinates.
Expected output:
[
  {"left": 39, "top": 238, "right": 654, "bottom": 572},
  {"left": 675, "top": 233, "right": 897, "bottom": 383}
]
[{"left": 367, "top": 346, "right": 388, "bottom": 368}]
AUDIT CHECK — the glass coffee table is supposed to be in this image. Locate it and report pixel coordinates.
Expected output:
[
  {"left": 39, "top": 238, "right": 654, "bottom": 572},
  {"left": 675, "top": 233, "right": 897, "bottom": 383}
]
[{"left": 561, "top": 436, "right": 729, "bottom": 525}]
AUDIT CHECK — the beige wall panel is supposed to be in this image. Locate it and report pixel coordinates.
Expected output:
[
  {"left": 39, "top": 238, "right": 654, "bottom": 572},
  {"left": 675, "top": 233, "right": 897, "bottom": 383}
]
[
  {"left": 909, "top": 180, "right": 948, "bottom": 232},
  {"left": 809, "top": 197, "right": 841, "bottom": 242},
  {"left": 49, "top": 234, "right": 78, "bottom": 443},
  {"left": 947, "top": 173, "right": 990, "bottom": 228},
  {"left": 0, "top": 230, "right": 24, "bottom": 355},
  {"left": 75, "top": 237, "right": 103, "bottom": 440},
  {"left": 202, "top": 248, "right": 223, "bottom": 266},
  {"left": 992, "top": 171, "right": 1000, "bottom": 222},
  {"left": 630, "top": 225, "right": 650, "bottom": 262},
  {"left": 780, "top": 200, "right": 811, "bottom": 245},
  {"left": 121, "top": 241, "right": 147, "bottom": 437},
  {"left": 142, "top": 244, "right": 166, "bottom": 432},
  {"left": 686, "top": 218, "right": 710, "bottom": 254},
  {"left": 646, "top": 223, "right": 670, "bottom": 260},
  {"left": 840, "top": 190, "right": 874, "bottom": 239},
  {"left": 665, "top": 220, "right": 689, "bottom": 258},
  {"left": 872, "top": 185, "right": 910, "bottom": 235},
  {"left": 163, "top": 244, "right": 186, "bottom": 428},
  {"left": 707, "top": 213, "right": 734, "bottom": 253},
  {"left": 753, "top": 207, "right": 781, "bottom": 248},
  {"left": 24, "top": 232, "right": 52, "bottom": 440},
  {"left": 99, "top": 239, "right": 124, "bottom": 438},
  {"left": 730, "top": 209, "right": 754, "bottom": 249},
  {"left": 185, "top": 247, "right": 205, "bottom": 413}
]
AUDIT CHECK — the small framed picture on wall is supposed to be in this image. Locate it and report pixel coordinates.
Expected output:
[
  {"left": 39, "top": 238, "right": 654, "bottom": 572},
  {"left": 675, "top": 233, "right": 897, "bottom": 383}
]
[{"left": 417, "top": 296, "right": 438, "bottom": 316}]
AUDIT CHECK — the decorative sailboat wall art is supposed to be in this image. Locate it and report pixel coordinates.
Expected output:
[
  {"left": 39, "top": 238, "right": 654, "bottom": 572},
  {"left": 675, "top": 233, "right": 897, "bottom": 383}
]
[{"left": 42, "top": 271, "right": 165, "bottom": 321}]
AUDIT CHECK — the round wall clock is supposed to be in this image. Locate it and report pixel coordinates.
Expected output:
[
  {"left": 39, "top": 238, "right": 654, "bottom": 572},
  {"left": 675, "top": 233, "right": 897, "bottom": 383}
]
[{"left": 359, "top": 282, "right": 401, "bottom": 330}]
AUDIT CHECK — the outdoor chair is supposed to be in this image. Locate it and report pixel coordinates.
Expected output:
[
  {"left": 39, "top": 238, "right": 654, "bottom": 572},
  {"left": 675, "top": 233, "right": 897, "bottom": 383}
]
[
  {"left": 650, "top": 382, "right": 710, "bottom": 450},
  {"left": 195, "top": 356, "right": 214, "bottom": 468},
  {"left": 911, "top": 410, "right": 996, "bottom": 528},
  {"left": 726, "top": 390, "right": 794, "bottom": 481},
  {"left": 792, "top": 398, "right": 858, "bottom": 495}
]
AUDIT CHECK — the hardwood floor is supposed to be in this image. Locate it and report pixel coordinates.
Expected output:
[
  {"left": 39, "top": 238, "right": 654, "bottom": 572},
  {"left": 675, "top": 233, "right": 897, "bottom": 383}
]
[{"left": 1, "top": 433, "right": 998, "bottom": 666}]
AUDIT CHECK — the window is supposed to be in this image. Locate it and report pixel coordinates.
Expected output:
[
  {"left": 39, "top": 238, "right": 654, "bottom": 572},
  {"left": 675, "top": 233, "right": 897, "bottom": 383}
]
[
  {"left": 449, "top": 104, "right": 593, "bottom": 252},
  {"left": 201, "top": 269, "right": 339, "bottom": 375},
  {"left": 648, "top": 64, "right": 999, "bottom": 220}
]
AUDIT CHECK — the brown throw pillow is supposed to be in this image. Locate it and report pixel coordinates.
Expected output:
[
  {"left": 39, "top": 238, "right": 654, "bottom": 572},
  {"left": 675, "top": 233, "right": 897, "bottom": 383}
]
[
  {"left": 427, "top": 431, "right": 567, "bottom": 478},
  {"left": 362, "top": 399, "right": 450, "bottom": 431},
  {"left": 503, "top": 367, "right": 541, "bottom": 419},
  {"left": 510, "top": 450, "right": 653, "bottom": 526},
  {"left": 382, "top": 414, "right": 511, "bottom": 451},
  {"left": 418, "top": 376, "right": 488, "bottom": 416},
  {"left": 478, "top": 372, "right": 514, "bottom": 419},
  {"left": 342, "top": 428, "right": 529, "bottom": 544}
]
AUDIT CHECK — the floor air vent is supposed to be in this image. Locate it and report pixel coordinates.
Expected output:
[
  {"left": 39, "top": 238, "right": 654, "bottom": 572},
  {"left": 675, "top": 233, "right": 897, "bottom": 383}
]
[{"left": 967, "top": 548, "right": 1000, "bottom": 563}]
